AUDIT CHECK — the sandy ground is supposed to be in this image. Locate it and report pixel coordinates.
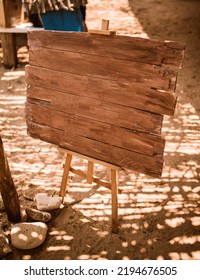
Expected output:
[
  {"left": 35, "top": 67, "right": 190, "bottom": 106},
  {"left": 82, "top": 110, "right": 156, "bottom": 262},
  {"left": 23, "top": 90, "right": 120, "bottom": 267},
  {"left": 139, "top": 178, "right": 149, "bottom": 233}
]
[{"left": 0, "top": 0, "right": 200, "bottom": 260}]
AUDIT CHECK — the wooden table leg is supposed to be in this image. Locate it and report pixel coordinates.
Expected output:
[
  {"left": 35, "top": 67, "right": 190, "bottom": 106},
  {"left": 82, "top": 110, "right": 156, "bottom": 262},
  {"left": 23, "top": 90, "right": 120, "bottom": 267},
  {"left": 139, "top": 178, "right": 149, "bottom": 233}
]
[
  {"left": 59, "top": 154, "right": 72, "bottom": 200},
  {"left": 1, "top": 33, "right": 17, "bottom": 68},
  {"left": 111, "top": 169, "right": 119, "bottom": 233}
]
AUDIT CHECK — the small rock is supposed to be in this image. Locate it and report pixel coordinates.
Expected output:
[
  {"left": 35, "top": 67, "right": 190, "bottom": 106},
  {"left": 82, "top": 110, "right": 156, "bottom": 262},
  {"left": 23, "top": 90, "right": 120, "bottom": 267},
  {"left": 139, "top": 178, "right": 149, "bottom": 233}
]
[
  {"left": 0, "top": 237, "right": 12, "bottom": 259},
  {"left": 26, "top": 208, "right": 51, "bottom": 222},
  {"left": 35, "top": 193, "right": 62, "bottom": 211},
  {"left": 11, "top": 222, "right": 48, "bottom": 250},
  {"left": 23, "top": 187, "right": 37, "bottom": 201},
  {"left": 0, "top": 225, "right": 12, "bottom": 259}
]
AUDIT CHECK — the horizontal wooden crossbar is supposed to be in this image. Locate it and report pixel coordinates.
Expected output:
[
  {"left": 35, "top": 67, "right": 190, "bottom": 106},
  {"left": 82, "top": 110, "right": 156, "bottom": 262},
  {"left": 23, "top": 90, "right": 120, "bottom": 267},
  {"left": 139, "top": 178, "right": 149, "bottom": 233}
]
[
  {"left": 59, "top": 148, "right": 121, "bottom": 171},
  {"left": 59, "top": 148, "right": 122, "bottom": 194}
]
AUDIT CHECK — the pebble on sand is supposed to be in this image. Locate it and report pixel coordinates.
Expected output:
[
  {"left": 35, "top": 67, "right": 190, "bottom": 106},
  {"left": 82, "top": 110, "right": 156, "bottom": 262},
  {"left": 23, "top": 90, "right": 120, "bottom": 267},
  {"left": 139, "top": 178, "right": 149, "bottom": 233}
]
[
  {"left": 26, "top": 207, "right": 52, "bottom": 222},
  {"left": 11, "top": 222, "right": 48, "bottom": 250},
  {"left": 35, "top": 193, "right": 62, "bottom": 211}
]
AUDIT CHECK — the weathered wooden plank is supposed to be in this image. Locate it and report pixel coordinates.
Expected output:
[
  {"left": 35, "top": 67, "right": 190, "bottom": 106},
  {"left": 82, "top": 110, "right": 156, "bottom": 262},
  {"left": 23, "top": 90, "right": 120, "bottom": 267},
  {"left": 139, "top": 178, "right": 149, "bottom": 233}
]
[
  {"left": 27, "top": 86, "right": 163, "bottom": 135},
  {"left": 27, "top": 30, "right": 185, "bottom": 68},
  {"left": 29, "top": 47, "right": 177, "bottom": 93},
  {"left": 26, "top": 121, "right": 164, "bottom": 177},
  {"left": 25, "top": 102, "right": 165, "bottom": 158},
  {"left": 26, "top": 61, "right": 170, "bottom": 93},
  {"left": 25, "top": 66, "right": 177, "bottom": 116}
]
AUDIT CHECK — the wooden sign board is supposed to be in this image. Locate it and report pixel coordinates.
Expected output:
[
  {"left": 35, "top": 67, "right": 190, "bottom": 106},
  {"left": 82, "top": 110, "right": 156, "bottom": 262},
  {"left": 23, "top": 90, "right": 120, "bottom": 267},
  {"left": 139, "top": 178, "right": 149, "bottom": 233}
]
[{"left": 25, "top": 30, "right": 185, "bottom": 177}]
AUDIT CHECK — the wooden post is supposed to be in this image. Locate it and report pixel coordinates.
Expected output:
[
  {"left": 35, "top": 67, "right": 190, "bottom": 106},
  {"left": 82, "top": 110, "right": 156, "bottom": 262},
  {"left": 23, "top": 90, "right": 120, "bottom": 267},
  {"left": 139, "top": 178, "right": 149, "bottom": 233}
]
[{"left": 0, "top": 135, "right": 21, "bottom": 222}]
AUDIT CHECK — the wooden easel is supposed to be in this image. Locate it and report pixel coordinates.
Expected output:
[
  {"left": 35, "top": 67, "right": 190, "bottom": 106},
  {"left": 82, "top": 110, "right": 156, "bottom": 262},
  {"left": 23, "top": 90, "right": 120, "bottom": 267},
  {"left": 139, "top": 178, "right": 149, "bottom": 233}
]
[
  {"left": 25, "top": 16, "right": 185, "bottom": 235},
  {"left": 59, "top": 149, "right": 120, "bottom": 233},
  {"left": 59, "top": 20, "right": 119, "bottom": 233}
]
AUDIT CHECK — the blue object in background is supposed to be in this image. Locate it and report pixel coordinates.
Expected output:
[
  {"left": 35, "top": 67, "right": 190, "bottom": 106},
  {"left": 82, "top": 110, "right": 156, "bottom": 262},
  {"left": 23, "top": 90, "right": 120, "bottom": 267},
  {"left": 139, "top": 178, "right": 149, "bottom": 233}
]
[{"left": 41, "top": 9, "right": 83, "bottom": 32}]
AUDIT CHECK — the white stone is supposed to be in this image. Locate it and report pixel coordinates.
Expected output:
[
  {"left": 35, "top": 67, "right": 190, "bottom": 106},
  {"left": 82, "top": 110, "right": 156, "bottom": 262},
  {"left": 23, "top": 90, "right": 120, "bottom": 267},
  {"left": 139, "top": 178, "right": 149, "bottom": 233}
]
[
  {"left": 11, "top": 222, "right": 48, "bottom": 250},
  {"left": 35, "top": 193, "right": 62, "bottom": 211}
]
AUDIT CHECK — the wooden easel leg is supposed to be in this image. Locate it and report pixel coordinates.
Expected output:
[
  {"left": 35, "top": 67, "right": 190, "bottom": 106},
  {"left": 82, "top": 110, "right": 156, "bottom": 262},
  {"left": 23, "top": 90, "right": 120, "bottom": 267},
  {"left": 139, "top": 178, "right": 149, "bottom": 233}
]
[
  {"left": 87, "top": 161, "right": 94, "bottom": 184},
  {"left": 111, "top": 169, "right": 119, "bottom": 233},
  {"left": 59, "top": 154, "right": 72, "bottom": 200}
]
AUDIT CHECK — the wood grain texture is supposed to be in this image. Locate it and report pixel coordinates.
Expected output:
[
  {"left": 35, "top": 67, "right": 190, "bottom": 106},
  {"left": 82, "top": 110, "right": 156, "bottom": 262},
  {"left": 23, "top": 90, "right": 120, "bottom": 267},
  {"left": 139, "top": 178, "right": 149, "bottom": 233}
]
[
  {"left": 25, "top": 102, "right": 165, "bottom": 158},
  {"left": 26, "top": 121, "right": 164, "bottom": 177},
  {"left": 27, "top": 30, "right": 185, "bottom": 68},
  {"left": 25, "top": 65, "right": 177, "bottom": 116},
  {"left": 25, "top": 31, "right": 185, "bottom": 177},
  {"left": 29, "top": 47, "right": 177, "bottom": 92},
  {"left": 26, "top": 85, "right": 163, "bottom": 135}
]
